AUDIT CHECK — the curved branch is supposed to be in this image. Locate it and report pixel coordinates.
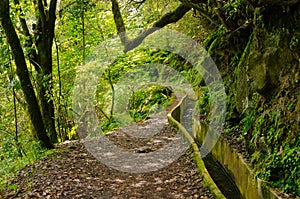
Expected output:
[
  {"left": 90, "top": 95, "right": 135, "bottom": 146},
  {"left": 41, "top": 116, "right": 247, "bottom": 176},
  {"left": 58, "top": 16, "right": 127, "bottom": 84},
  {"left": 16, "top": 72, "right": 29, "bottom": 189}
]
[
  {"left": 124, "top": 4, "right": 191, "bottom": 52},
  {"left": 110, "top": 3, "right": 191, "bottom": 52},
  {"left": 37, "top": 0, "right": 47, "bottom": 31},
  {"left": 111, "top": 1, "right": 191, "bottom": 52}
]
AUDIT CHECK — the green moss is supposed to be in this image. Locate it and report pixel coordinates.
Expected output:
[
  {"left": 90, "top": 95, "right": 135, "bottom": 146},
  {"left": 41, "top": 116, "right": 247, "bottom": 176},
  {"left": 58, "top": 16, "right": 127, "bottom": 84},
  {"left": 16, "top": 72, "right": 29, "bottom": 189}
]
[{"left": 235, "top": 33, "right": 253, "bottom": 113}]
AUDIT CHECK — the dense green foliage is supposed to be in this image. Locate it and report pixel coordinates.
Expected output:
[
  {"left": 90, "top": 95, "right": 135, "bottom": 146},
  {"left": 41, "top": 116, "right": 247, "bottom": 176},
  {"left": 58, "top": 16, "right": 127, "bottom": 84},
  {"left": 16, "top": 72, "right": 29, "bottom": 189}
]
[
  {"left": 95, "top": 49, "right": 200, "bottom": 132},
  {"left": 128, "top": 85, "right": 173, "bottom": 121},
  {"left": 191, "top": 0, "right": 300, "bottom": 195},
  {"left": 0, "top": 0, "right": 299, "bottom": 196}
]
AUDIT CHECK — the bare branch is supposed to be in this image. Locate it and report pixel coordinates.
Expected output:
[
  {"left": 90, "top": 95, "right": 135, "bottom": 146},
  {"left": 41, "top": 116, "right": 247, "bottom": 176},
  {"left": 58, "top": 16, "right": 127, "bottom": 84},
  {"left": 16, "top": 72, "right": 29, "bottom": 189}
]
[
  {"left": 111, "top": 3, "right": 190, "bottom": 52},
  {"left": 123, "top": 28, "right": 157, "bottom": 52},
  {"left": 111, "top": 0, "right": 128, "bottom": 45},
  {"left": 152, "top": 4, "right": 191, "bottom": 27},
  {"left": 49, "top": 0, "right": 57, "bottom": 32},
  {"left": 111, "top": 0, "right": 191, "bottom": 52},
  {"left": 124, "top": 4, "right": 191, "bottom": 52},
  {"left": 128, "top": 0, "right": 146, "bottom": 9},
  {"left": 37, "top": 0, "right": 47, "bottom": 31}
]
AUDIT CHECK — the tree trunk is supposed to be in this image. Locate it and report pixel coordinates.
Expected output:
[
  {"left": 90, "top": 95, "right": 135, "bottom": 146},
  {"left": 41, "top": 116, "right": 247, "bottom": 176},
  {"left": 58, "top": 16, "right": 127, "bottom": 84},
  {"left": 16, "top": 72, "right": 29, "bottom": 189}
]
[
  {"left": 0, "top": 0, "right": 53, "bottom": 149},
  {"left": 36, "top": 40, "right": 58, "bottom": 143},
  {"left": 12, "top": 0, "right": 58, "bottom": 143},
  {"left": 31, "top": 0, "right": 58, "bottom": 143}
]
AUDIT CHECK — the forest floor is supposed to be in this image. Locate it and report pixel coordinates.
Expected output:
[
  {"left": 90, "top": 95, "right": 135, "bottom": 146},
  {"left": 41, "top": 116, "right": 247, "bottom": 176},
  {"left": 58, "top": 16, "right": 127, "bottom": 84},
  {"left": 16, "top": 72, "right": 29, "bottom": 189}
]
[{"left": 2, "top": 116, "right": 213, "bottom": 199}]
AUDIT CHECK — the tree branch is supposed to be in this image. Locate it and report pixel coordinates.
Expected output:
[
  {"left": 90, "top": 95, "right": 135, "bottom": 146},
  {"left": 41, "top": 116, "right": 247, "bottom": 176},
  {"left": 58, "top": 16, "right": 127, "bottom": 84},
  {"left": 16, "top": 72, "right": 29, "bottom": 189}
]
[
  {"left": 127, "top": 0, "right": 146, "bottom": 9},
  {"left": 49, "top": 0, "right": 57, "bottom": 33},
  {"left": 111, "top": 3, "right": 191, "bottom": 52},
  {"left": 153, "top": 4, "right": 191, "bottom": 27},
  {"left": 37, "top": 0, "right": 47, "bottom": 31},
  {"left": 13, "top": 0, "right": 31, "bottom": 38},
  {"left": 124, "top": 4, "right": 191, "bottom": 52},
  {"left": 111, "top": 0, "right": 128, "bottom": 46},
  {"left": 58, "top": 2, "right": 76, "bottom": 17}
]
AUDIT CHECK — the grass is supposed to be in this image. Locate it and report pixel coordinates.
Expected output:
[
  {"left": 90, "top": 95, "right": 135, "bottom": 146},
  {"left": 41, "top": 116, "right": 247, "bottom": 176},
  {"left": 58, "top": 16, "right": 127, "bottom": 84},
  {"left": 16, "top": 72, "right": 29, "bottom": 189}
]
[{"left": 0, "top": 141, "right": 58, "bottom": 191}]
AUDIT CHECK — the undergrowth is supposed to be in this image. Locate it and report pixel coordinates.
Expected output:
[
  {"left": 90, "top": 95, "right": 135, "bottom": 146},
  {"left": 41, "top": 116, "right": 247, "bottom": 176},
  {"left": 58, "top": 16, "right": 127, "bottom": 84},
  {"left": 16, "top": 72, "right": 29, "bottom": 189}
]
[
  {"left": 95, "top": 49, "right": 202, "bottom": 133},
  {"left": 0, "top": 139, "right": 57, "bottom": 191}
]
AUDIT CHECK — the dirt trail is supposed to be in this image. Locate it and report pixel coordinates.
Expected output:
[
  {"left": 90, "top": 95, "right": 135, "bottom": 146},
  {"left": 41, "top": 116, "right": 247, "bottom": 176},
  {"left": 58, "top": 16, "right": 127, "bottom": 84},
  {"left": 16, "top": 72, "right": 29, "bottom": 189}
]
[{"left": 3, "top": 122, "right": 213, "bottom": 199}]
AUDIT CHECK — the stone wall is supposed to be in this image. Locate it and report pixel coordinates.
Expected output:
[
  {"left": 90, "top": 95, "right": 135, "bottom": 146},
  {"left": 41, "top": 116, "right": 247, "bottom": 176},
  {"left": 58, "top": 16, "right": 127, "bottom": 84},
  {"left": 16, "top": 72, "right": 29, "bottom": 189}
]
[{"left": 193, "top": 119, "right": 281, "bottom": 199}]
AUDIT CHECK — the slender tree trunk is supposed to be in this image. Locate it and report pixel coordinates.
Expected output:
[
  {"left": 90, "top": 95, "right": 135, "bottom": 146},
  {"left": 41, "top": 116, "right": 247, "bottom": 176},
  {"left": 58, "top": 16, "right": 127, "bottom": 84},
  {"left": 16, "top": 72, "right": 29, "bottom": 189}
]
[
  {"left": 108, "top": 68, "right": 115, "bottom": 121},
  {"left": 54, "top": 36, "right": 63, "bottom": 141},
  {"left": 0, "top": 0, "right": 53, "bottom": 149},
  {"left": 36, "top": 43, "right": 58, "bottom": 143},
  {"left": 13, "top": 86, "right": 24, "bottom": 158},
  {"left": 33, "top": 0, "right": 58, "bottom": 143},
  {"left": 9, "top": 55, "right": 25, "bottom": 158}
]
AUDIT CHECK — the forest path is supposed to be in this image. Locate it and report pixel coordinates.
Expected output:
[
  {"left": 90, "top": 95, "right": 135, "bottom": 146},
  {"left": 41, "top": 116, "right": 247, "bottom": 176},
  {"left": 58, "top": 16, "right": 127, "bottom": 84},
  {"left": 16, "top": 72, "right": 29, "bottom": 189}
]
[
  {"left": 4, "top": 94, "right": 213, "bottom": 199},
  {"left": 4, "top": 127, "right": 213, "bottom": 199}
]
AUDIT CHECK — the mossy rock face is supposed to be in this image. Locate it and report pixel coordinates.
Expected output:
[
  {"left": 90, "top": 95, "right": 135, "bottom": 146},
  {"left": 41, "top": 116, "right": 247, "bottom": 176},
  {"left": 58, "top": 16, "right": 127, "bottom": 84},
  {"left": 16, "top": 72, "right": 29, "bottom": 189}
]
[
  {"left": 247, "top": 29, "right": 293, "bottom": 96},
  {"left": 235, "top": 63, "right": 250, "bottom": 113}
]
